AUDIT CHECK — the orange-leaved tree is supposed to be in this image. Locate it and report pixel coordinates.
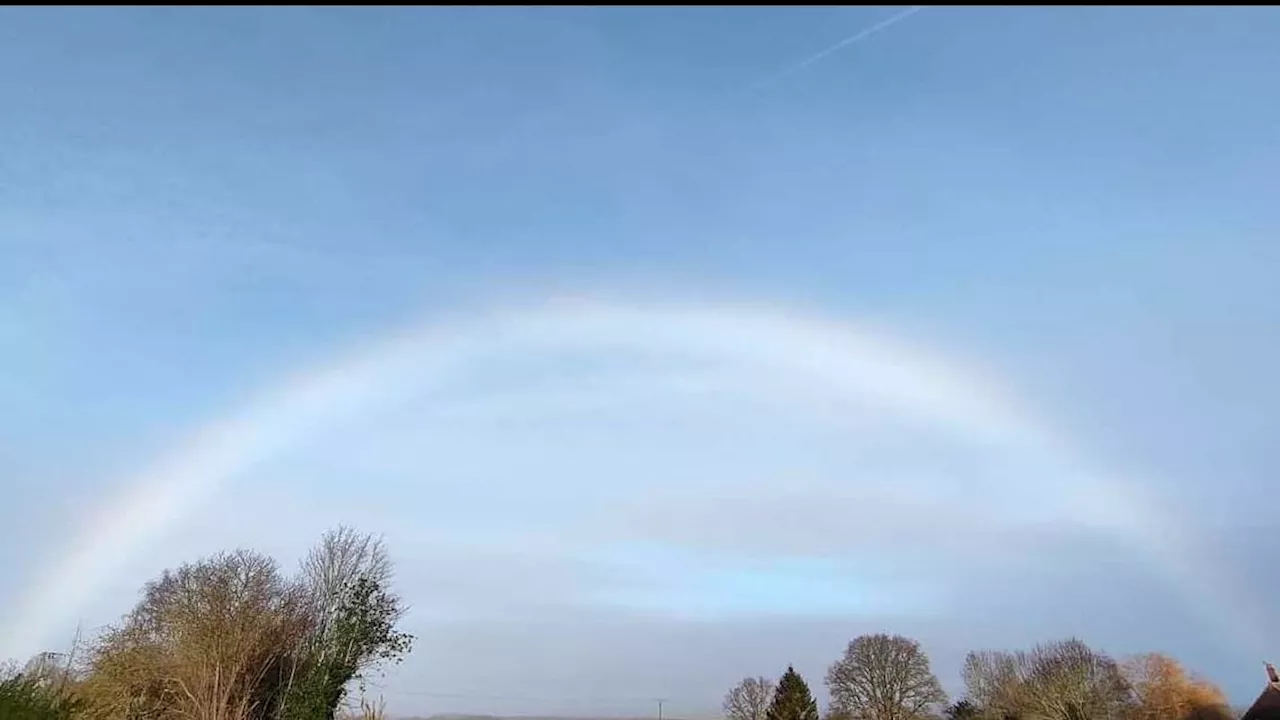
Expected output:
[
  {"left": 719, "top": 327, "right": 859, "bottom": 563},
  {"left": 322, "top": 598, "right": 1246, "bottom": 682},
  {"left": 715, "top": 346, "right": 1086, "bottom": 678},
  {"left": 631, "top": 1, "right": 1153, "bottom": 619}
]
[{"left": 1121, "top": 653, "right": 1232, "bottom": 720}]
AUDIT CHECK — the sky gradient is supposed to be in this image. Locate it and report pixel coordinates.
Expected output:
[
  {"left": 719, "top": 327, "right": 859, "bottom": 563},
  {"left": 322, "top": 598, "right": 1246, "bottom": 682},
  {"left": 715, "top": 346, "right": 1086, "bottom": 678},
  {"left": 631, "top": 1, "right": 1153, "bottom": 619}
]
[{"left": 2, "top": 6, "right": 1279, "bottom": 716}]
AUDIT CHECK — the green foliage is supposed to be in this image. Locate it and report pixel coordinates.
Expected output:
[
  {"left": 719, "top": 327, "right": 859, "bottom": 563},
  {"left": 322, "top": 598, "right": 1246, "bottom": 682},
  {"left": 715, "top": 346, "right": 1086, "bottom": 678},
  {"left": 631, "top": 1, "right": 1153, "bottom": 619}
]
[
  {"left": 766, "top": 666, "right": 820, "bottom": 720},
  {"left": 276, "top": 574, "right": 415, "bottom": 720},
  {"left": 335, "top": 575, "right": 415, "bottom": 674},
  {"left": 0, "top": 672, "right": 82, "bottom": 720}
]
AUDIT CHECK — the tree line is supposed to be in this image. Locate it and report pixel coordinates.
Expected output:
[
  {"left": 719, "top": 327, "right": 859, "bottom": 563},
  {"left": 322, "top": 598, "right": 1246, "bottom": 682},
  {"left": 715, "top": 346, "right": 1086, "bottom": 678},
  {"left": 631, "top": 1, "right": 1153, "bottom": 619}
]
[
  {"left": 724, "top": 634, "right": 1237, "bottom": 720},
  {"left": 1, "top": 526, "right": 413, "bottom": 720},
  {"left": 4, "top": 532, "right": 1244, "bottom": 720}
]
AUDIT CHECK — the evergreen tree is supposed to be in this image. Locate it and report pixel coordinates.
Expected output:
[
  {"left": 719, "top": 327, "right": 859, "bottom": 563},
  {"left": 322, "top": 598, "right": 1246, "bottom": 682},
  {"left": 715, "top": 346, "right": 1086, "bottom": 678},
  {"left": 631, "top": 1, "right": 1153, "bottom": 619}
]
[{"left": 766, "top": 665, "right": 820, "bottom": 720}]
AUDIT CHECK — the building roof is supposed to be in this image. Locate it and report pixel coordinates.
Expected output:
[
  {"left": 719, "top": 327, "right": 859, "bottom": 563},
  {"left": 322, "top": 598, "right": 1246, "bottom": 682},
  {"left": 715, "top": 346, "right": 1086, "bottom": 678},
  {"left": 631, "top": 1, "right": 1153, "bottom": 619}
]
[{"left": 1242, "top": 664, "right": 1280, "bottom": 720}]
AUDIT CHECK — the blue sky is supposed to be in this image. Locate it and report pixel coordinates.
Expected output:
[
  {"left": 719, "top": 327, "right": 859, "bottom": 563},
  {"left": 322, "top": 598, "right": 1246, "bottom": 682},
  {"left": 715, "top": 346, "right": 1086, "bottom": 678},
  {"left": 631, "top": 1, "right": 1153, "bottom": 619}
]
[{"left": 2, "top": 5, "right": 1280, "bottom": 715}]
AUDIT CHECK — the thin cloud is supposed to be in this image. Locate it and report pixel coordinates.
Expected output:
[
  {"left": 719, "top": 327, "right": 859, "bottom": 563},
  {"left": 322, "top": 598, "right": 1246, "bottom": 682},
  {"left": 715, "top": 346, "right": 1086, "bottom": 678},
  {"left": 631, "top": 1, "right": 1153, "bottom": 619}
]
[{"left": 745, "top": 6, "right": 926, "bottom": 94}]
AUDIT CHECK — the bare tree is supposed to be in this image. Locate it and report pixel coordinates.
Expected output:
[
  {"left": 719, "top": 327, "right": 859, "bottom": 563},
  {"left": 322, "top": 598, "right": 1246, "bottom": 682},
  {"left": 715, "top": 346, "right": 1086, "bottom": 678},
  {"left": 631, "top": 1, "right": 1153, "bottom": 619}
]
[
  {"left": 962, "top": 650, "right": 1022, "bottom": 719},
  {"left": 1020, "top": 639, "right": 1132, "bottom": 720},
  {"left": 826, "top": 633, "right": 947, "bottom": 720},
  {"left": 84, "top": 549, "right": 312, "bottom": 720},
  {"left": 725, "top": 676, "right": 776, "bottom": 720},
  {"left": 300, "top": 526, "right": 394, "bottom": 608},
  {"left": 80, "top": 528, "right": 412, "bottom": 720},
  {"left": 962, "top": 639, "right": 1133, "bottom": 720}
]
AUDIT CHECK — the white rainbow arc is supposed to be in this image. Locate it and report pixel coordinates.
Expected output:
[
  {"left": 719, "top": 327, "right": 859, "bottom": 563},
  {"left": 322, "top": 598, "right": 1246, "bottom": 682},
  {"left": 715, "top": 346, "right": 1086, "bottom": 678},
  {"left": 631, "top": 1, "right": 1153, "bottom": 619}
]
[{"left": 0, "top": 297, "right": 1259, "bottom": 660}]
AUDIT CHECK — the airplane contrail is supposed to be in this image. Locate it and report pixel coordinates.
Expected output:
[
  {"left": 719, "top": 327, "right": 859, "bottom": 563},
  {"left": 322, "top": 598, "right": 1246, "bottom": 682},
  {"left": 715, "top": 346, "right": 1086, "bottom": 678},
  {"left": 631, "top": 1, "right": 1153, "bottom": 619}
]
[
  {"left": 745, "top": 5, "right": 926, "bottom": 94},
  {"left": 450, "top": 6, "right": 927, "bottom": 164}
]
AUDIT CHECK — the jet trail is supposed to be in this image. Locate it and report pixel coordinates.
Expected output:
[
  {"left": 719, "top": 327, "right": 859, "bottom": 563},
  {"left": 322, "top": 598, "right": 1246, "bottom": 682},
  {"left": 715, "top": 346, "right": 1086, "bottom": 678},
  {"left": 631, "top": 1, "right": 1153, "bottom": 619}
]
[{"left": 745, "top": 6, "right": 926, "bottom": 94}]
